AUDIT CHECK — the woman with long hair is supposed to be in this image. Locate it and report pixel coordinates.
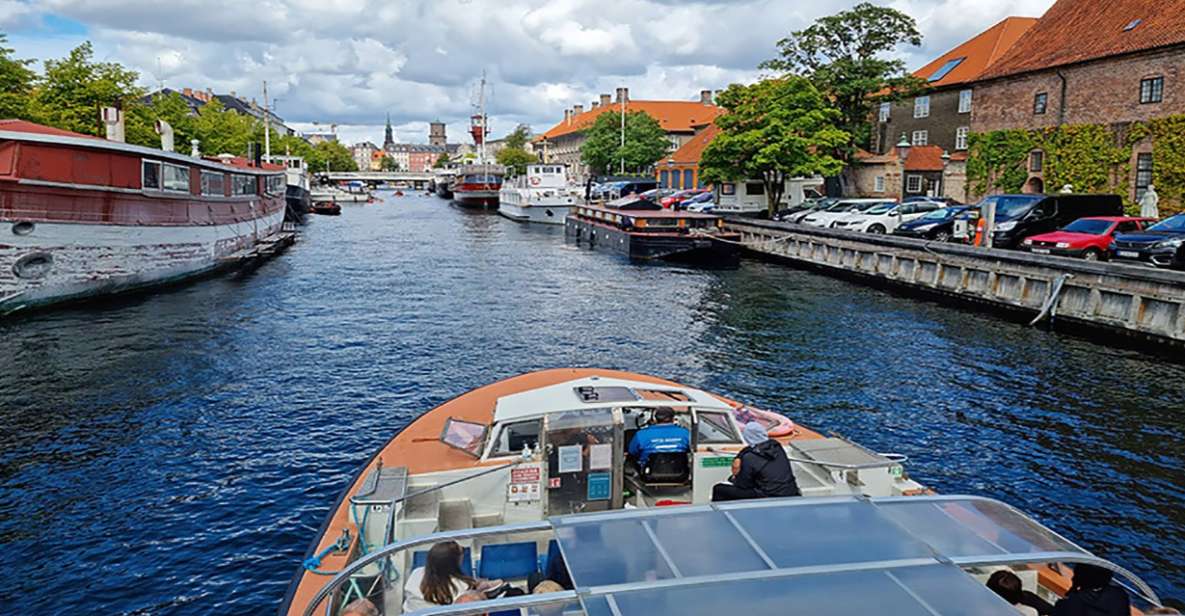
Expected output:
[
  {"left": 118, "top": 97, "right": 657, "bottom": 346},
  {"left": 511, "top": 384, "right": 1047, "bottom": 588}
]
[{"left": 403, "top": 541, "right": 478, "bottom": 611}]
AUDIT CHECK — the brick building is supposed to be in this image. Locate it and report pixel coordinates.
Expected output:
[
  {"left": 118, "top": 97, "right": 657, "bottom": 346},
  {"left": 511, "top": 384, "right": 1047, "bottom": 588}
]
[
  {"left": 536, "top": 88, "right": 721, "bottom": 184},
  {"left": 853, "top": 145, "right": 968, "bottom": 202},
  {"left": 872, "top": 17, "right": 1036, "bottom": 156},
  {"left": 971, "top": 0, "right": 1185, "bottom": 202}
]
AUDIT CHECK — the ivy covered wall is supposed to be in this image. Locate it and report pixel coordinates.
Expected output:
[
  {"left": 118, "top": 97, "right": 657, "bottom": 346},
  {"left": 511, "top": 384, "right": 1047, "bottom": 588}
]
[{"left": 967, "top": 114, "right": 1185, "bottom": 215}]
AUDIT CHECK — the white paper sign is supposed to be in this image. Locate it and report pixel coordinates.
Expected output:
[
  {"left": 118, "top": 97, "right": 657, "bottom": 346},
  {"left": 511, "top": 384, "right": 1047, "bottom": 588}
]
[
  {"left": 558, "top": 445, "right": 583, "bottom": 473},
  {"left": 588, "top": 443, "right": 612, "bottom": 470}
]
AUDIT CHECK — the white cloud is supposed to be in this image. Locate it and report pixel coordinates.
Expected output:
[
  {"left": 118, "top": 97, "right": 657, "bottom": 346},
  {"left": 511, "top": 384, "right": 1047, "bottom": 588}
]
[{"left": 6, "top": 0, "right": 1057, "bottom": 146}]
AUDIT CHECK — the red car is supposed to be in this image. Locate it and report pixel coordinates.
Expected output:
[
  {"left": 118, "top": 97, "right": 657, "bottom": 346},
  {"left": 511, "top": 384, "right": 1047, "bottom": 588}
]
[
  {"left": 660, "top": 188, "right": 708, "bottom": 209},
  {"left": 1022, "top": 216, "right": 1156, "bottom": 260}
]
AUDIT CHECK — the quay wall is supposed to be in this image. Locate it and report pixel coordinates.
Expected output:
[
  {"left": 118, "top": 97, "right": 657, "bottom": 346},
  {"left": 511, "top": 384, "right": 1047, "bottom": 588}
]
[{"left": 724, "top": 219, "right": 1185, "bottom": 348}]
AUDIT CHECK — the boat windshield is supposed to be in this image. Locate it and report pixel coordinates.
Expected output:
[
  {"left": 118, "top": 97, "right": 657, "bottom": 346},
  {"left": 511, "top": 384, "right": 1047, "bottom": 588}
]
[{"left": 1061, "top": 219, "right": 1114, "bottom": 235}]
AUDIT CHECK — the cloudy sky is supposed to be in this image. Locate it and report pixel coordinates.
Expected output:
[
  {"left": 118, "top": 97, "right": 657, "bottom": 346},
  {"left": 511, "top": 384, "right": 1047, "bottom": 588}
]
[{"left": 2, "top": 0, "right": 1054, "bottom": 146}]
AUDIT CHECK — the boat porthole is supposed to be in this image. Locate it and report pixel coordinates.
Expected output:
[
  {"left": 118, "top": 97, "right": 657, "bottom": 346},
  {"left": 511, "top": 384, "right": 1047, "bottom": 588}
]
[
  {"left": 11, "top": 221, "right": 34, "bottom": 236},
  {"left": 13, "top": 252, "right": 53, "bottom": 279}
]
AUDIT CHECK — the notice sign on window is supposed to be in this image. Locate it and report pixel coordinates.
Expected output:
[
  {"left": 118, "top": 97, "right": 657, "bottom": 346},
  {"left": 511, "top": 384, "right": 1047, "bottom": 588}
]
[
  {"left": 558, "top": 445, "right": 583, "bottom": 473},
  {"left": 508, "top": 465, "right": 542, "bottom": 503},
  {"left": 589, "top": 444, "right": 612, "bottom": 470}
]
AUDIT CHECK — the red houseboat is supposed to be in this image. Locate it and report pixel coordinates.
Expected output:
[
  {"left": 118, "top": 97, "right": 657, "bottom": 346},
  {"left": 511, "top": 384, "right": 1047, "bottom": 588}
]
[{"left": 0, "top": 119, "right": 288, "bottom": 314}]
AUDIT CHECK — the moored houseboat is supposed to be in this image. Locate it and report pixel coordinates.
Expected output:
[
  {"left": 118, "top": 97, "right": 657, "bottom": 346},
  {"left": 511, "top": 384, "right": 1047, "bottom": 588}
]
[
  {"left": 0, "top": 119, "right": 288, "bottom": 314},
  {"left": 281, "top": 369, "right": 1167, "bottom": 616},
  {"left": 565, "top": 197, "right": 740, "bottom": 264},
  {"left": 451, "top": 164, "right": 503, "bottom": 209},
  {"left": 498, "top": 163, "right": 578, "bottom": 224}
]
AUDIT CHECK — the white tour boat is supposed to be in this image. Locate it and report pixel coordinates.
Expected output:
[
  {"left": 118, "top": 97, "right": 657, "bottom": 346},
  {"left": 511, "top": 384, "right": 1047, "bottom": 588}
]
[{"left": 498, "top": 165, "right": 580, "bottom": 225}]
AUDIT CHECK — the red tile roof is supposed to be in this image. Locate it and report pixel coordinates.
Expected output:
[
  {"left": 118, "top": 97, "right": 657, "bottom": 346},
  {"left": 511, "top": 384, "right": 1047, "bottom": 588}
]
[
  {"left": 0, "top": 119, "right": 101, "bottom": 139},
  {"left": 668, "top": 124, "right": 719, "bottom": 165},
  {"left": 854, "top": 145, "right": 952, "bottom": 171},
  {"left": 541, "top": 100, "right": 722, "bottom": 140},
  {"left": 913, "top": 17, "right": 1037, "bottom": 88},
  {"left": 981, "top": 0, "right": 1185, "bottom": 80}
]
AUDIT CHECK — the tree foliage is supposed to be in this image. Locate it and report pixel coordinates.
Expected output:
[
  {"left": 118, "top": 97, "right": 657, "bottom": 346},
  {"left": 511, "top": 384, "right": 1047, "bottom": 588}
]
[
  {"left": 380, "top": 153, "right": 400, "bottom": 171},
  {"left": 433, "top": 152, "right": 450, "bottom": 168},
  {"left": 760, "top": 2, "right": 923, "bottom": 155},
  {"left": 580, "top": 110, "right": 670, "bottom": 175},
  {"left": 699, "top": 78, "right": 848, "bottom": 217},
  {"left": 495, "top": 124, "right": 538, "bottom": 176},
  {"left": 30, "top": 42, "right": 142, "bottom": 136},
  {"left": 0, "top": 33, "right": 36, "bottom": 120}
]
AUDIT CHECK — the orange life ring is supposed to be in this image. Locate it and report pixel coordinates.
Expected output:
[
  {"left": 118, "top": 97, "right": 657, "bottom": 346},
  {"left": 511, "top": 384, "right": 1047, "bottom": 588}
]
[{"left": 731, "top": 405, "right": 797, "bottom": 437}]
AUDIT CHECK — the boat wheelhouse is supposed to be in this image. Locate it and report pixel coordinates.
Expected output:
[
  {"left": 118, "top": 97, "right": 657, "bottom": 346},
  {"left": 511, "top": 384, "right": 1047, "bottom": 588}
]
[
  {"left": 283, "top": 369, "right": 935, "bottom": 614},
  {"left": 498, "top": 164, "right": 578, "bottom": 225},
  {"left": 0, "top": 120, "right": 288, "bottom": 313},
  {"left": 565, "top": 199, "right": 740, "bottom": 264}
]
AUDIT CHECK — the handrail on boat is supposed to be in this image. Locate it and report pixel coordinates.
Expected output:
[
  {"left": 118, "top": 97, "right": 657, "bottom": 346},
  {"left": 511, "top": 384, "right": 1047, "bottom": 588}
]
[{"left": 707, "top": 446, "right": 908, "bottom": 471}]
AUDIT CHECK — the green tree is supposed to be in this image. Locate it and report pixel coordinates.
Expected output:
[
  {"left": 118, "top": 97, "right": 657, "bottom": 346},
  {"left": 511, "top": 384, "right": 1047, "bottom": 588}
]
[
  {"left": 580, "top": 110, "right": 669, "bottom": 175},
  {"left": 125, "top": 91, "right": 198, "bottom": 148},
  {"left": 504, "top": 124, "right": 530, "bottom": 149},
  {"left": 305, "top": 140, "right": 357, "bottom": 172},
  {"left": 433, "top": 152, "right": 450, "bottom": 168},
  {"left": 380, "top": 153, "right": 400, "bottom": 171},
  {"left": 191, "top": 99, "right": 256, "bottom": 155},
  {"left": 699, "top": 78, "right": 848, "bottom": 217},
  {"left": 31, "top": 42, "right": 143, "bottom": 135},
  {"left": 760, "top": 2, "right": 923, "bottom": 155},
  {"left": 0, "top": 33, "right": 36, "bottom": 120},
  {"left": 496, "top": 146, "right": 537, "bottom": 176}
]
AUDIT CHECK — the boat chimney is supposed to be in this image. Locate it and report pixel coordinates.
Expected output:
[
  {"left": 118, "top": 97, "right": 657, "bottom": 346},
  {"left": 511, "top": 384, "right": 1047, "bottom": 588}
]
[
  {"left": 155, "top": 119, "right": 175, "bottom": 152},
  {"left": 700, "top": 89, "right": 712, "bottom": 104},
  {"left": 615, "top": 87, "right": 629, "bottom": 104},
  {"left": 191, "top": 139, "right": 201, "bottom": 158},
  {"left": 101, "top": 106, "right": 125, "bottom": 143},
  {"left": 600, "top": 93, "right": 611, "bottom": 107}
]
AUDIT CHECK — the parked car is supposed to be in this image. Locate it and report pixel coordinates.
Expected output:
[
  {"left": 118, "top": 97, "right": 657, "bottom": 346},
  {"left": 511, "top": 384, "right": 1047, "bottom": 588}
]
[
  {"left": 776, "top": 197, "right": 837, "bottom": 222},
  {"left": 989, "top": 193, "right": 1124, "bottom": 249},
  {"left": 801, "top": 199, "right": 896, "bottom": 228},
  {"left": 893, "top": 206, "right": 973, "bottom": 241},
  {"left": 833, "top": 200, "right": 944, "bottom": 234},
  {"left": 682, "top": 191, "right": 715, "bottom": 212},
  {"left": 638, "top": 188, "right": 677, "bottom": 203},
  {"left": 661, "top": 188, "right": 709, "bottom": 209},
  {"left": 1110, "top": 213, "right": 1185, "bottom": 269},
  {"left": 903, "top": 196, "right": 961, "bottom": 206},
  {"left": 1021, "top": 217, "right": 1155, "bottom": 260}
]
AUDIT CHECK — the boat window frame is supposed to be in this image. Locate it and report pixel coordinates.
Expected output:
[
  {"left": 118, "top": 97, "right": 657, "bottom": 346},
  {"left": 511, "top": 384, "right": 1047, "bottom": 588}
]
[
  {"left": 485, "top": 418, "right": 543, "bottom": 459},
  {"left": 161, "top": 163, "right": 191, "bottom": 193},
  {"left": 231, "top": 173, "right": 257, "bottom": 196},
  {"left": 694, "top": 409, "right": 742, "bottom": 445},
  {"left": 200, "top": 170, "right": 227, "bottom": 197},
  {"left": 266, "top": 174, "right": 286, "bottom": 196},
  {"left": 440, "top": 417, "right": 489, "bottom": 458},
  {"left": 141, "top": 160, "right": 162, "bottom": 191}
]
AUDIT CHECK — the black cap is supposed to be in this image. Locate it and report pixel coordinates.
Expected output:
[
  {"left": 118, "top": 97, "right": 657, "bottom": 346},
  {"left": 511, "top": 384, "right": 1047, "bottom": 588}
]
[{"left": 655, "top": 408, "right": 675, "bottom": 422}]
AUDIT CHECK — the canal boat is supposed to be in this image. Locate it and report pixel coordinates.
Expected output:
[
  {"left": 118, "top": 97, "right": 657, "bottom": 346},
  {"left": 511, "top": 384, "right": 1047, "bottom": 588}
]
[
  {"left": 0, "top": 119, "right": 288, "bottom": 314},
  {"left": 433, "top": 169, "right": 456, "bottom": 199},
  {"left": 498, "top": 164, "right": 579, "bottom": 224},
  {"left": 311, "top": 201, "right": 342, "bottom": 216},
  {"left": 451, "top": 164, "right": 504, "bottom": 209},
  {"left": 271, "top": 155, "right": 312, "bottom": 224},
  {"left": 565, "top": 198, "right": 741, "bottom": 264},
  {"left": 281, "top": 369, "right": 1166, "bottom": 616}
]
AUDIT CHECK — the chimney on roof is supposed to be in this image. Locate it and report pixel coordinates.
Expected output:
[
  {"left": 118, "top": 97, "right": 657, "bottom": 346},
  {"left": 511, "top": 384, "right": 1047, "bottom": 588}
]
[
  {"left": 615, "top": 87, "right": 629, "bottom": 104},
  {"left": 183, "top": 87, "right": 193, "bottom": 97},
  {"left": 573, "top": 104, "right": 583, "bottom": 115},
  {"left": 564, "top": 109, "right": 572, "bottom": 125},
  {"left": 700, "top": 89, "right": 712, "bottom": 104},
  {"left": 600, "top": 93, "right": 611, "bottom": 107},
  {"left": 591, "top": 100, "right": 599, "bottom": 109}
]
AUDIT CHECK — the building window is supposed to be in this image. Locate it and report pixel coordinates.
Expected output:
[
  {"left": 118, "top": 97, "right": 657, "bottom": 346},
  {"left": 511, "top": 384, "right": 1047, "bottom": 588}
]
[
  {"left": 1030, "top": 150, "right": 1044, "bottom": 173},
  {"left": 1140, "top": 77, "right": 1164, "bottom": 104},
  {"left": 878, "top": 102, "right": 891, "bottom": 123},
  {"left": 958, "top": 89, "right": 973, "bottom": 114},
  {"left": 906, "top": 175, "right": 923, "bottom": 193},
  {"left": 913, "top": 96, "right": 930, "bottom": 119},
  {"left": 1033, "top": 92, "right": 1048, "bottom": 115},
  {"left": 141, "top": 160, "right": 161, "bottom": 190},
  {"left": 874, "top": 176, "right": 885, "bottom": 193},
  {"left": 659, "top": 170, "right": 669, "bottom": 188},
  {"left": 683, "top": 169, "right": 694, "bottom": 189},
  {"left": 955, "top": 127, "right": 969, "bottom": 150},
  {"left": 162, "top": 163, "right": 190, "bottom": 192},
  {"left": 1135, "top": 153, "right": 1153, "bottom": 201},
  {"left": 200, "top": 170, "right": 226, "bottom": 196},
  {"left": 911, "top": 130, "right": 928, "bottom": 146}
]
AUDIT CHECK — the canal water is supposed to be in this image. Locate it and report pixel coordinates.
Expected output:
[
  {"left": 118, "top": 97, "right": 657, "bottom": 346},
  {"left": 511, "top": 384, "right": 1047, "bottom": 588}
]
[{"left": 0, "top": 193, "right": 1182, "bottom": 613}]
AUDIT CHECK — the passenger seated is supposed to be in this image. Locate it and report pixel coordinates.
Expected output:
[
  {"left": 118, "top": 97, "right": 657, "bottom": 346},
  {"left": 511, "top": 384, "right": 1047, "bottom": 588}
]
[
  {"left": 404, "top": 541, "right": 480, "bottom": 612},
  {"left": 1051, "top": 564, "right": 1130, "bottom": 616},
  {"left": 987, "top": 570, "right": 1048, "bottom": 616},
  {"left": 711, "top": 422, "right": 800, "bottom": 502},
  {"left": 627, "top": 408, "right": 690, "bottom": 470}
]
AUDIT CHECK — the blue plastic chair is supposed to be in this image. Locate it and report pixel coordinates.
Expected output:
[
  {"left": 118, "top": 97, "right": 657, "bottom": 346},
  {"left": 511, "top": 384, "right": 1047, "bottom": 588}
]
[
  {"left": 412, "top": 546, "right": 473, "bottom": 576},
  {"left": 477, "top": 542, "right": 539, "bottom": 580}
]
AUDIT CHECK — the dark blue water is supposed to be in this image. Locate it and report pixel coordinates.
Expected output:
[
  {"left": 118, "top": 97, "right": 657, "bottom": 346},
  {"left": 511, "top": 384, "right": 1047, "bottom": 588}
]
[{"left": 1, "top": 193, "right": 1182, "bottom": 613}]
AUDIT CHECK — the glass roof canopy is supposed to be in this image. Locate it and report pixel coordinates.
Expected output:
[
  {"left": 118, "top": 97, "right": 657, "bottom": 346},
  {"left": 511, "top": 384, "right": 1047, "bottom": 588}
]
[{"left": 312, "top": 495, "right": 1161, "bottom": 616}]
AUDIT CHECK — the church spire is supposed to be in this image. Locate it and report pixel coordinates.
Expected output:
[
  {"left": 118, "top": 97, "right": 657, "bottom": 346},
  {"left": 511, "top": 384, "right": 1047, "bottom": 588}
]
[{"left": 383, "top": 112, "right": 394, "bottom": 150}]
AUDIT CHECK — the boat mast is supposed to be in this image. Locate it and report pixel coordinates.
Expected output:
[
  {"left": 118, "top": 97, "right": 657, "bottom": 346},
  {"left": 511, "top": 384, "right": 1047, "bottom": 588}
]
[
  {"left": 262, "top": 80, "right": 271, "bottom": 163},
  {"left": 478, "top": 71, "right": 487, "bottom": 166}
]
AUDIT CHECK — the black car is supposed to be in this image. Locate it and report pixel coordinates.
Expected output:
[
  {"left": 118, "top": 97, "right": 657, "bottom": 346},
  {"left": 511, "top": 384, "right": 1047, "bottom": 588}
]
[
  {"left": 893, "top": 206, "right": 972, "bottom": 241},
  {"left": 1110, "top": 213, "right": 1185, "bottom": 269},
  {"left": 989, "top": 193, "right": 1124, "bottom": 249}
]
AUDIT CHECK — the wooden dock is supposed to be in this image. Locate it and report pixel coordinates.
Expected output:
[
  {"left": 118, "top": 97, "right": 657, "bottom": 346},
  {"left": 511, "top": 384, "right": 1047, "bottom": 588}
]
[{"left": 724, "top": 219, "right": 1185, "bottom": 348}]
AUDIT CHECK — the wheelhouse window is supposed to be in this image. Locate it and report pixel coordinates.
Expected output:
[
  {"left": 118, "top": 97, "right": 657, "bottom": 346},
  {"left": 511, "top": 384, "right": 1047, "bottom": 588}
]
[
  {"left": 200, "top": 170, "right": 226, "bottom": 196},
  {"left": 913, "top": 95, "right": 930, "bottom": 119},
  {"left": 141, "top": 160, "right": 161, "bottom": 190},
  {"left": 231, "top": 174, "right": 256, "bottom": 196},
  {"left": 441, "top": 418, "right": 487, "bottom": 457},
  {"left": 488, "top": 419, "right": 541, "bottom": 457},
  {"left": 958, "top": 89, "right": 973, "bottom": 113},
  {"left": 162, "top": 163, "right": 190, "bottom": 192},
  {"left": 1140, "top": 76, "right": 1164, "bottom": 104},
  {"left": 696, "top": 411, "right": 740, "bottom": 444},
  {"left": 1135, "top": 153, "right": 1153, "bottom": 201},
  {"left": 1033, "top": 92, "right": 1048, "bottom": 115},
  {"left": 955, "top": 127, "right": 969, "bottom": 150},
  {"left": 267, "top": 175, "right": 286, "bottom": 195}
]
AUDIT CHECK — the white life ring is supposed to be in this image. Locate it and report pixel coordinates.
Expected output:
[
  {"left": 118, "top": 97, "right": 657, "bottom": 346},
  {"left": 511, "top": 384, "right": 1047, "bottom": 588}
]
[{"left": 529, "top": 176, "right": 541, "bottom": 186}]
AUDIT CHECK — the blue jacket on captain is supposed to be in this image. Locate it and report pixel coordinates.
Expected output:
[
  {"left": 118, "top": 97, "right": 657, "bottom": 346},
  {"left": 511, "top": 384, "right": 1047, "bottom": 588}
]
[{"left": 628, "top": 409, "right": 690, "bottom": 467}]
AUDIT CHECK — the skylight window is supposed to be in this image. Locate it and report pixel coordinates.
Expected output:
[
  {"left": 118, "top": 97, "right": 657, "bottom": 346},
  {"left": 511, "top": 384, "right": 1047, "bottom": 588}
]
[
  {"left": 928, "top": 57, "right": 965, "bottom": 82},
  {"left": 1124, "top": 18, "right": 1142, "bottom": 31}
]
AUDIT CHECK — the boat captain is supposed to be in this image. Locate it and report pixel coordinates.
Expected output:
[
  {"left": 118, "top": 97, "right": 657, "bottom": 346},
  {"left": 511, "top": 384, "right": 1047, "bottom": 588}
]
[{"left": 627, "top": 408, "right": 691, "bottom": 480}]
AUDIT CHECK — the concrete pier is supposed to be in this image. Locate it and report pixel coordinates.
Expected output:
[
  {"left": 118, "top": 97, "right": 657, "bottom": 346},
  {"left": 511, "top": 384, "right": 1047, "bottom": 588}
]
[{"left": 725, "top": 219, "right": 1185, "bottom": 348}]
